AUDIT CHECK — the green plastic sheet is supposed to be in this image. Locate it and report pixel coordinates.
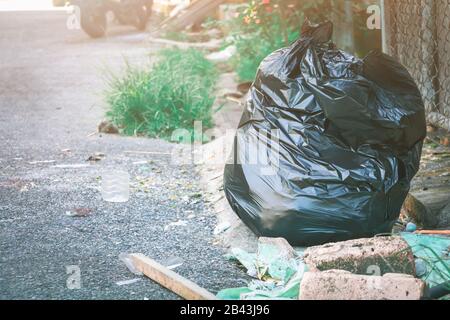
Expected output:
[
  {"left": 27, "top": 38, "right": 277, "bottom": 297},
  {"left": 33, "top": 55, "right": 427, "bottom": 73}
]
[
  {"left": 217, "top": 241, "right": 305, "bottom": 300},
  {"left": 401, "top": 233, "right": 450, "bottom": 287}
]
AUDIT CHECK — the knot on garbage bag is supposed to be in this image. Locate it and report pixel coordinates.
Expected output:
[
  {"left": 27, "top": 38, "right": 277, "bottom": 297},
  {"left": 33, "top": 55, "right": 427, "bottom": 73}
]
[{"left": 301, "top": 20, "right": 333, "bottom": 45}]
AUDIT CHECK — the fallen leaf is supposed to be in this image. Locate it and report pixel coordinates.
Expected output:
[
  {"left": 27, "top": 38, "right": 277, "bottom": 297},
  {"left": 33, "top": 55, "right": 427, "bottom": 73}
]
[{"left": 66, "top": 208, "right": 92, "bottom": 217}]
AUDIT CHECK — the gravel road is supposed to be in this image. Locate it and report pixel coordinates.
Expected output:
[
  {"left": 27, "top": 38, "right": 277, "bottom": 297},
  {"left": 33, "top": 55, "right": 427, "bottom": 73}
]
[{"left": 0, "top": 9, "right": 247, "bottom": 300}]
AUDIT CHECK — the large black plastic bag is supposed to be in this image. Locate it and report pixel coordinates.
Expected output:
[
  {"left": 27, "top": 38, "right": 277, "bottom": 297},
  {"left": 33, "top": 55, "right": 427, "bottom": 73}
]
[{"left": 224, "top": 22, "right": 426, "bottom": 246}]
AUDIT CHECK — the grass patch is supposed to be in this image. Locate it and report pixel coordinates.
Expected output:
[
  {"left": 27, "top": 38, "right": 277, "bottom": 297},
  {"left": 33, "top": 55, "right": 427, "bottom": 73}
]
[{"left": 105, "top": 48, "right": 218, "bottom": 140}]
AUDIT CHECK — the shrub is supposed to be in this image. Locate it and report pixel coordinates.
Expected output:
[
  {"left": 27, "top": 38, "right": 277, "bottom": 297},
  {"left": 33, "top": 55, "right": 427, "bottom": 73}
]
[
  {"left": 227, "top": 0, "right": 304, "bottom": 82},
  {"left": 228, "top": 0, "right": 381, "bottom": 82},
  {"left": 231, "top": 29, "right": 299, "bottom": 82}
]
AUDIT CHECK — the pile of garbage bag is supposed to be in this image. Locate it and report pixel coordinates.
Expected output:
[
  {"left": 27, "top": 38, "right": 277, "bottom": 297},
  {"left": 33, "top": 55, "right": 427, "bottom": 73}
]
[{"left": 224, "top": 21, "right": 427, "bottom": 246}]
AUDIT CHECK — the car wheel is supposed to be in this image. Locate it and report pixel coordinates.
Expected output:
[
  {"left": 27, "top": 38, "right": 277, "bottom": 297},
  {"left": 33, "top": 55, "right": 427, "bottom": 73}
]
[{"left": 79, "top": 4, "right": 107, "bottom": 38}]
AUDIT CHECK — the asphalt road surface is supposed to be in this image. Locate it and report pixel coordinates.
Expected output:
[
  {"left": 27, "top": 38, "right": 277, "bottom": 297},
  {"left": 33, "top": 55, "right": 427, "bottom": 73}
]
[{"left": 0, "top": 10, "right": 247, "bottom": 299}]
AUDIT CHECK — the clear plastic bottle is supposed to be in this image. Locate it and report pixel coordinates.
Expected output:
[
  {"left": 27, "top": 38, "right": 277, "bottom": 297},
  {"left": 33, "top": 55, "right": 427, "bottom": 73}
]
[{"left": 101, "top": 170, "right": 130, "bottom": 203}]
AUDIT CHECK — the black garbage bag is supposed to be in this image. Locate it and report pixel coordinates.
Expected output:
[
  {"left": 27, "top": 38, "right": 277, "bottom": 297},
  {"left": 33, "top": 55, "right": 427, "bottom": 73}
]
[{"left": 224, "top": 21, "right": 426, "bottom": 246}]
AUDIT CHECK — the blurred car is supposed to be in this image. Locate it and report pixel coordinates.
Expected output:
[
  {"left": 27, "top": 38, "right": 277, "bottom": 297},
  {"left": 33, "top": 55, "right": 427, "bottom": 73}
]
[
  {"left": 53, "top": 0, "right": 67, "bottom": 6},
  {"left": 70, "top": 0, "right": 153, "bottom": 38}
]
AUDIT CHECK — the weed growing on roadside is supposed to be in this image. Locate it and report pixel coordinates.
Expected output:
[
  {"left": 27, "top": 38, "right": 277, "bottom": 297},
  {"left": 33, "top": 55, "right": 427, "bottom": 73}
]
[{"left": 105, "top": 48, "right": 218, "bottom": 140}]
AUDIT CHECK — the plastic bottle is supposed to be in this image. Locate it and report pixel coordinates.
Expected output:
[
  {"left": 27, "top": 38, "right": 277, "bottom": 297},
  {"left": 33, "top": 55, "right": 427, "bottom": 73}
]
[{"left": 101, "top": 170, "right": 130, "bottom": 203}]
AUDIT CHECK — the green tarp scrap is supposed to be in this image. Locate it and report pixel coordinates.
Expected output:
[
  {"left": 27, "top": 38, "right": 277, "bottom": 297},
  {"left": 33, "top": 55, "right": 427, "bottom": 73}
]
[
  {"left": 401, "top": 233, "right": 450, "bottom": 287},
  {"left": 217, "top": 241, "right": 306, "bottom": 300}
]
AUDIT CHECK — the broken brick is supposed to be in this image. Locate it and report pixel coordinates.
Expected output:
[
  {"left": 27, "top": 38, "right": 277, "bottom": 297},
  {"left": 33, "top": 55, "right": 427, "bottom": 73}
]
[
  {"left": 299, "top": 270, "right": 426, "bottom": 300},
  {"left": 303, "top": 236, "right": 415, "bottom": 276}
]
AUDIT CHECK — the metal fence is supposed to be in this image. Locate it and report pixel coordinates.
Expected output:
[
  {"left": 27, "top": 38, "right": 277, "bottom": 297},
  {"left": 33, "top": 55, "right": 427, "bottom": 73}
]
[{"left": 383, "top": 0, "right": 450, "bottom": 131}]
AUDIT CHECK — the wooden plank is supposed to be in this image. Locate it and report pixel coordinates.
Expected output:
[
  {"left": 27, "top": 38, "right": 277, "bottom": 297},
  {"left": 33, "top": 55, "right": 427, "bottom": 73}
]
[
  {"left": 129, "top": 253, "right": 217, "bottom": 300},
  {"left": 156, "top": 0, "right": 224, "bottom": 33},
  {"left": 415, "top": 230, "right": 450, "bottom": 236}
]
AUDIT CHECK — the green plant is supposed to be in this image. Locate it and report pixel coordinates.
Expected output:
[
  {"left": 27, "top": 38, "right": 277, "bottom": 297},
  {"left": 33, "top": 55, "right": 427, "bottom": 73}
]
[
  {"left": 228, "top": 0, "right": 382, "bottom": 82},
  {"left": 226, "top": 0, "right": 307, "bottom": 82},
  {"left": 105, "top": 48, "right": 218, "bottom": 140},
  {"left": 231, "top": 29, "right": 299, "bottom": 82}
]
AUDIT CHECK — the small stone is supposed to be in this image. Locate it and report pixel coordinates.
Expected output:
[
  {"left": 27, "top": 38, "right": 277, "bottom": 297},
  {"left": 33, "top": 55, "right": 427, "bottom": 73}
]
[
  {"left": 98, "top": 120, "right": 119, "bottom": 134},
  {"left": 426, "top": 125, "right": 436, "bottom": 133},
  {"left": 440, "top": 136, "right": 450, "bottom": 147},
  {"left": 415, "top": 259, "right": 428, "bottom": 277},
  {"left": 405, "top": 222, "right": 417, "bottom": 233},
  {"left": 65, "top": 208, "right": 92, "bottom": 217},
  {"left": 400, "top": 193, "right": 438, "bottom": 228}
]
